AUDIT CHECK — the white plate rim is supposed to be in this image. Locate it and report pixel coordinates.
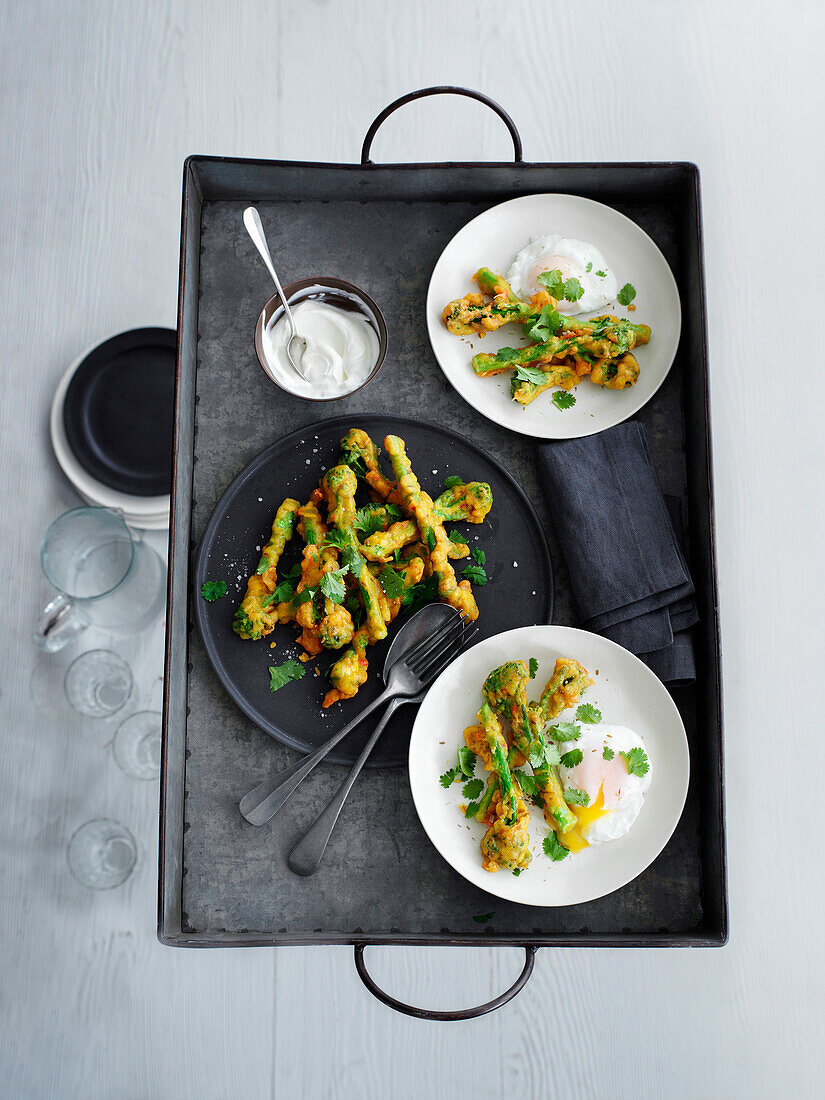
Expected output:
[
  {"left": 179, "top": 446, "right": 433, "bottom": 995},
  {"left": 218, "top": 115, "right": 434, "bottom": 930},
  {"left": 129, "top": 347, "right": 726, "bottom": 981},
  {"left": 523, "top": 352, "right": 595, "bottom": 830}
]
[
  {"left": 425, "top": 193, "right": 682, "bottom": 440},
  {"left": 408, "top": 624, "right": 690, "bottom": 908},
  {"left": 50, "top": 345, "right": 170, "bottom": 527}
]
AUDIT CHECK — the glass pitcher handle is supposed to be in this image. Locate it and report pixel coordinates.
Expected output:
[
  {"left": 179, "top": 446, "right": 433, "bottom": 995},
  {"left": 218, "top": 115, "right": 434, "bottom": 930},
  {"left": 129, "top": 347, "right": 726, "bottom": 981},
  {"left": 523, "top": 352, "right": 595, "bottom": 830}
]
[{"left": 33, "top": 594, "right": 89, "bottom": 653}]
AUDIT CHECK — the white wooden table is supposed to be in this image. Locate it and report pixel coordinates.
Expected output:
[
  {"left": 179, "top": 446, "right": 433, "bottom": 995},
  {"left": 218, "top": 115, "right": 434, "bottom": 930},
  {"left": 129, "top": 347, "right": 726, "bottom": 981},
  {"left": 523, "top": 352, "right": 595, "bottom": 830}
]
[{"left": 2, "top": 1, "right": 823, "bottom": 1096}]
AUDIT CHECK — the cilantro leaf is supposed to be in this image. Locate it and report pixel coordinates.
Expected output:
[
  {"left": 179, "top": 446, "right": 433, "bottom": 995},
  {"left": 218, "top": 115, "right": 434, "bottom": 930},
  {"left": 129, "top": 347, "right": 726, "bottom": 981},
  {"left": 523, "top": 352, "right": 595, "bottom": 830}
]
[
  {"left": 524, "top": 303, "right": 563, "bottom": 342},
  {"left": 512, "top": 769, "right": 540, "bottom": 801},
  {"left": 563, "top": 277, "right": 584, "bottom": 302},
  {"left": 323, "top": 528, "right": 348, "bottom": 551},
  {"left": 495, "top": 346, "right": 522, "bottom": 362},
  {"left": 461, "top": 564, "right": 488, "bottom": 586},
  {"left": 547, "top": 722, "right": 581, "bottom": 742},
  {"left": 536, "top": 268, "right": 565, "bottom": 298},
  {"left": 514, "top": 364, "right": 551, "bottom": 386},
  {"left": 563, "top": 786, "right": 590, "bottom": 807},
  {"left": 200, "top": 580, "right": 227, "bottom": 602},
  {"left": 472, "top": 912, "right": 494, "bottom": 923},
  {"left": 352, "top": 508, "right": 384, "bottom": 538},
  {"left": 385, "top": 504, "right": 403, "bottom": 522},
  {"left": 620, "top": 747, "right": 649, "bottom": 777},
  {"left": 457, "top": 747, "right": 477, "bottom": 778},
  {"left": 528, "top": 657, "right": 538, "bottom": 679},
  {"left": 470, "top": 546, "right": 486, "bottom": 566},
  {"left": 560, "top": 749, "right": 583, "bottom": 769},
  {"left": 443, "top": 475, "right": 463, "bottom": 490},
  {"left": 439, "top": 766, "right": 459, "bottom": 788},
  {"left": 400, "top": 574, "right": 440, "bottom": 612},
  {"left": 378, "top": 566, "right": 406, "bottom": 598},
  {"left": 268, "top": 660, "right": 306, "bottom": 693},
  {"left": 290, "top": 587, "right": 315, "bottom": 608},
  {"left": 526, "top": 739, "right": 560, "bottom": 771},
  {"left": 617, "top": 282, "right": 637, "bottom": 306},
  {"left": 320, "top": 567, "right": 348, "bottom": 604},
  {"left": 448, "top": 530, "right": 468, "bottom": 544},
  {"left": 512, "top": 868, "right": 522, "bottom": 877},
  {"left": 543, "top": 833, "right": 569, "bottom": 861},
  {"left": 264, "top": 579, "right": 295, "bottom": 606},
  {"left": 576, "top": 703, "right": 602, "bottom": 723},
  {"left": 602, "top": 745, "right": 615, "bottom": 761},
  {"left": 342, "top": 544, "right": 366, "bottom": 575},
  {"left": 551, "top": 391, "right": 576, "bottom": 411},
  {"left": 462, "top": 778, "right": 484, "bottom": 800}
]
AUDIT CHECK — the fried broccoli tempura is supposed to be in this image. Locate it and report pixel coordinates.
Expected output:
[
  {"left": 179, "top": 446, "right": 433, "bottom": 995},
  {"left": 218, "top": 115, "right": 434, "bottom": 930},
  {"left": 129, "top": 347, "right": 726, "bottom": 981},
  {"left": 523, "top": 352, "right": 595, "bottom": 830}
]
[
  {"left": 443, "top": 268, "right": 651, "bottom": 408},
  {"left": 232, "top": 498, "right": 301, "bottom": 640},
  {"left": 232, "top": 428, "right": 493, "bottom": 710},
  {"left": 484, "top": 661, "right": 576, "bottom": 835},
  {"left": 384, "top": 435, "right": 478, "bottom": 621},
  {"left": 453, "top": 656, "right": 594, "bottom": 873}
]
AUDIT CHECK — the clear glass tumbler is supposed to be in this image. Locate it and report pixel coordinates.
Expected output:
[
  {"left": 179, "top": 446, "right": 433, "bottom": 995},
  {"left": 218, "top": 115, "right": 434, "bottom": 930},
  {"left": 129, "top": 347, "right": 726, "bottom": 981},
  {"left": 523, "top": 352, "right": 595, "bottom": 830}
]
[
  {"left": 64, "top": 649, "right": 133, "bottom": 718},
  {"left": 34, "top": 506, "right": 165, "bottom": 652},
  {"left": 113, "top": 711, "right": 162, "bottom": 779},
  {"left": 66, "top": 819, "right": 137, "bottom": 889}
]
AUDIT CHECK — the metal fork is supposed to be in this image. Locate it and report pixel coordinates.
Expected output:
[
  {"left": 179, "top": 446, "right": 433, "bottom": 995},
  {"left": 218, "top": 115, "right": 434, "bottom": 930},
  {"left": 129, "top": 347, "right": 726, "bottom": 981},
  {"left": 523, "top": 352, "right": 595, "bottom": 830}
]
[{"left": 239, "top": 611, "right": 475, "bottom": 826}]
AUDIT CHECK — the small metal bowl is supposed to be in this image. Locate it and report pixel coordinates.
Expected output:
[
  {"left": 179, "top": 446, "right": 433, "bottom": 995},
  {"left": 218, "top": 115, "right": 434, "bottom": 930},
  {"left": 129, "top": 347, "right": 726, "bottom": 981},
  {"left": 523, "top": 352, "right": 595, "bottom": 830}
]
[{"left": 254, "top": 277, "right": 388, "bottom": 402}]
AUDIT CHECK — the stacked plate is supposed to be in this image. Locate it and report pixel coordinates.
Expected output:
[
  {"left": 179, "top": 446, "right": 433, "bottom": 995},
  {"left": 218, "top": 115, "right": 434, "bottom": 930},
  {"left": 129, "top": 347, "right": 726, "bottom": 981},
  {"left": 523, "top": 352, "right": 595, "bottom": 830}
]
[{"left": 50, "top": 328, "right": 175, "bottom": 530}]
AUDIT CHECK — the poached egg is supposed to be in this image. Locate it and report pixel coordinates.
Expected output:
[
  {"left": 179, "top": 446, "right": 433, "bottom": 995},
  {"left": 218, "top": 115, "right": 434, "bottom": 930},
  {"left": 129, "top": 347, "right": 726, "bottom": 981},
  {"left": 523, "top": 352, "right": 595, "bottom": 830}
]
[
  {"left": 505, "top": 235, "right": 618, "bottom": 316},
  {"left": 557, "top": 724, "right": 652, "bottom": 851}
]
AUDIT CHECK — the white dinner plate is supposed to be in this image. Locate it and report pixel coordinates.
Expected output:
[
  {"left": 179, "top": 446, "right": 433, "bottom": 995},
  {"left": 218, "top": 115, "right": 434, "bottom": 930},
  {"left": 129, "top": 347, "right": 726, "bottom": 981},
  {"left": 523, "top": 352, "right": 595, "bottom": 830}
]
[
  {"left": 50, "top": 351, "right": 170, "bottom": 530},
  {"left": 408, "top": 625, "right": 689, "bottom": 907},
  {"left": 426, "top": 194, "right": 682, "bottom": 439}
]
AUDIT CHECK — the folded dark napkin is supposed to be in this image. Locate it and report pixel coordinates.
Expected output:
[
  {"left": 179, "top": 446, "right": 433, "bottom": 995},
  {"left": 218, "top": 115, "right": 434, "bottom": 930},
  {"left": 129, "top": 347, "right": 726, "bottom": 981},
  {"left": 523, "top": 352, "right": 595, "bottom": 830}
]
[{"left": 536, "top": 421, "right": 697, "bottom": 684}]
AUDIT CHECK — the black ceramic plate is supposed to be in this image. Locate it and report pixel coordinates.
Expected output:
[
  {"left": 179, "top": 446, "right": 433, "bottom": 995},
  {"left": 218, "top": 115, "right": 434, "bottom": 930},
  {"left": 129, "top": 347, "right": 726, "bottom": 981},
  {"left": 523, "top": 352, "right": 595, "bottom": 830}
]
[
  {"left": 193, "top": 414, "right": 553, "bottom": 767},
  {"left": 63, "top": 327, "right": 176, "bottom": 497}
]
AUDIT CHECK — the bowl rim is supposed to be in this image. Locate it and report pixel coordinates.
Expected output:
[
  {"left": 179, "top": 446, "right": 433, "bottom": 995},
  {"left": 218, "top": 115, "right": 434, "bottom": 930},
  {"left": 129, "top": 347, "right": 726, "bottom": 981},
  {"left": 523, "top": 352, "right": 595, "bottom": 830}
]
[{"left": 253, "top": 276, "right": 388, "bottom": 402}]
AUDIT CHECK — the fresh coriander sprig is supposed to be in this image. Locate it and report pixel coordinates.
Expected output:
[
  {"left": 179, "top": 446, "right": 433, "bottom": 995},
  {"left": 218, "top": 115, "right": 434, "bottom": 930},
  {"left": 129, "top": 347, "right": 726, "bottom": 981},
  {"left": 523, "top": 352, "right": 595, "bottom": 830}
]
[
  {"left": 576, "top": 703, "right": 602, "bottom": 724},
  {"left": 543, "top": 833, "right": 569, "bottom": 862},
  {"left": 617, "top": 282, "right": 637, "bottom": 306},
  {"left": 547, "top": 721, "right": 581, "bottom": 742},
  {"left": 268, "top": 660, "right": 306, "bottom": 693},
  {"left": 551, "top": 391, "right": 576, "bottom": 411},
  {"left": 200, "top": 580, "right": 227, "bottom": 602},
  {"left": 620, "top": 747, "right": 649, "bottom": 777}
]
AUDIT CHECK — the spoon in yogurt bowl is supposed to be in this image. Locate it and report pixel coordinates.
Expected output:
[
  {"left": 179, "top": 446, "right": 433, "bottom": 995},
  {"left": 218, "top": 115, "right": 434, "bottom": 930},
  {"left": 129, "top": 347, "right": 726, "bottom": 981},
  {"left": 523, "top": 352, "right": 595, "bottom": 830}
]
[{"left": 242, "top": 206, "right": 309, "bottom": 382}]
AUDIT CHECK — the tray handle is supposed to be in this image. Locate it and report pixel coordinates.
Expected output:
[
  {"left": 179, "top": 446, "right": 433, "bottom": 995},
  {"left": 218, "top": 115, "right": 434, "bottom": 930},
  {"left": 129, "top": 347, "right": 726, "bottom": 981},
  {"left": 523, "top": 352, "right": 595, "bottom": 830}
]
[
  {"left": 361, "top": 86, "right": 523, "bottom": 165},
  {"left": 353, "top": 943, "right": 537, "bottom": 1021}
]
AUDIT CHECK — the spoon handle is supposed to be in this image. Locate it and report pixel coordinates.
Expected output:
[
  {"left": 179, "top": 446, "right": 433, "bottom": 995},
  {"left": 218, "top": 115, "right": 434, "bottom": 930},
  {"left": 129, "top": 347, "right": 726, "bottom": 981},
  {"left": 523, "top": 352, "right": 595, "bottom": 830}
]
[
  {"left": 288, "top": 695, "right": 416, "bottom": 876},
  {"left": 242, "top": 207, "right": 298, "bottom": 339},
  {"left": 238, "top": 686, "right": 394, "bottom": 826}
]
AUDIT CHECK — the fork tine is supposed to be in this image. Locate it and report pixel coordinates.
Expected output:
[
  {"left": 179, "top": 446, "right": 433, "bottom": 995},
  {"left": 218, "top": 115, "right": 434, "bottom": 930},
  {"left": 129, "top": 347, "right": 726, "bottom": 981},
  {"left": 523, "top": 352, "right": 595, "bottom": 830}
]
[
  {"left": 415, "top": 626, "right": 478, "bottom": 683},
  {"left": 406, "top": 613, "right": 468, "bottom": 674}
]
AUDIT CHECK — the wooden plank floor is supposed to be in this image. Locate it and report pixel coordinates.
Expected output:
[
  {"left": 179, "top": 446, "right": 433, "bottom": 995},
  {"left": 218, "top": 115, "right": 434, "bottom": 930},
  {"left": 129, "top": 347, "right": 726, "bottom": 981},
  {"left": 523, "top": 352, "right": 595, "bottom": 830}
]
[{"left": 1, "top": 1, "right": 823, "bottom": 1096}]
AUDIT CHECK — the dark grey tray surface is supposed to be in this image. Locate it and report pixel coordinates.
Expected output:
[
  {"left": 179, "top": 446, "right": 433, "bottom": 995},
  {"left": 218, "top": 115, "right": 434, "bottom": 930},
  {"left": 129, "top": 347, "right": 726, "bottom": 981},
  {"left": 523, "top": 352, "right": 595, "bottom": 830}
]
[{"left": 160, "top": 156, "right": 725, "bottom": 948}]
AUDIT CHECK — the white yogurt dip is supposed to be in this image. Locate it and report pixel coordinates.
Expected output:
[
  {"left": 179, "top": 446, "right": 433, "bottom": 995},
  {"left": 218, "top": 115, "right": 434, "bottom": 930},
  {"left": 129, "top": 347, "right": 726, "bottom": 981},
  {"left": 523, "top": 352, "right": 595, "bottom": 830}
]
[{"left": 262, "top": 294, "right": 379, "bottom": 398}]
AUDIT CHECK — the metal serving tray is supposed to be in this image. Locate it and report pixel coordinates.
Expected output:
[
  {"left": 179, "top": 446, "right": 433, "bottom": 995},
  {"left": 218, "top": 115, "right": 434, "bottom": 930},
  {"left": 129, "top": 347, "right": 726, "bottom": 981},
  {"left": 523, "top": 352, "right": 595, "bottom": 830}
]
[{"left": 160, "top": 88, "right": 726, "bottom": 1017}]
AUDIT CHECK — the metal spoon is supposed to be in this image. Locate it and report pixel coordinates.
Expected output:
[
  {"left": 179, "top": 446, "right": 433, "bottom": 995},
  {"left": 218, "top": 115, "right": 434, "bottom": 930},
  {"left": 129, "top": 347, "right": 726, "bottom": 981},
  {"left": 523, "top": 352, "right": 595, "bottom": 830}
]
[
  {"left": 287, "top": 604, "right": 457, "bottom": 876},
  {"left": 242, "top": 206, "right": 309, "bottom": 382},
  {"left": 239, "top": 605, "right": 475, "bottom": 827}
]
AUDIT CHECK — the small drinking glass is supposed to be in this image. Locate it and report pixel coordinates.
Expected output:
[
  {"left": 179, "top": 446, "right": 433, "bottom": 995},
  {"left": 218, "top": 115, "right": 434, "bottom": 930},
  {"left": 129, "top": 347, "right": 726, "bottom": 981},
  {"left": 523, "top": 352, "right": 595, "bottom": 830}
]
[
  {"left": 113, "top": 711, "right": 162, "bottom": 779},
  {"left": 64, "top": 649, "right": 132, "bottom": 718},
  {"left": 35, "top": 506, "right": 166, "bottom": 652},
  {"left": 67, "top": 819, "right": 137, "bottom": 889}
]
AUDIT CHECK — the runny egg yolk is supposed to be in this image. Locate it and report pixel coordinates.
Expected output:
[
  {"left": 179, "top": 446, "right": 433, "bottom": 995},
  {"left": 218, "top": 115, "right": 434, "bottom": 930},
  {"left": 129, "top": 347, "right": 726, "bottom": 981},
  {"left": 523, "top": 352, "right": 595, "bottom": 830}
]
[{"left": 559, "top": 785, "right": 610, "bottom": 853}]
